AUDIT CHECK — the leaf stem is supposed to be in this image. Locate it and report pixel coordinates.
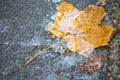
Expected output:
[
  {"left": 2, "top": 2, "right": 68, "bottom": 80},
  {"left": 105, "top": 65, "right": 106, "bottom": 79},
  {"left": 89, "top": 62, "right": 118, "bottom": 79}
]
[{"left": 24, "top": 40, "right": 65, "bottom": 67}]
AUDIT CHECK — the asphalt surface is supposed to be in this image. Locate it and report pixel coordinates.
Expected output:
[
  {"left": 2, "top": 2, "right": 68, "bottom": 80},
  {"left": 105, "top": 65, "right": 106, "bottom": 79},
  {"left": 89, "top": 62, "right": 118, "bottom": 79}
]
[{"left": 0, "top": 0, "right": 120, "bottom": 80}]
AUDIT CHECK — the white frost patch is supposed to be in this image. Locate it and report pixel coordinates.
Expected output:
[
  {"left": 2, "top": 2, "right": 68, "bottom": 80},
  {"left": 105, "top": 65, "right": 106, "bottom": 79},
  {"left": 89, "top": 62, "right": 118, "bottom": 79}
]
[
  {"left": 4, "top": 42, "right": 9, "bottom": 45},
  {"left": 20, "top": 36, "right": 46, "bottom": 46},
  {"left": 47, "top": 73, "right": 58, "bottom": 80},
  {"left": 60, "top": 56, "right": 77, "bottom": 68},
  {"left": 50, "top": 13, "right": 58, "bottom": 20},
  {"left": 54, "top": 45, "right": 64, "bottom": 53},
  {"left": 46, "top": 12, "right": 61, "bottom": 31},
  {"left": 52, "top": 0, "right": 62, "bottom": 3},
  {"left": 47, "top": 0, "right": 50, "bottom": 2},
  {"left": 56, "top": 5, "right": 59, "bottom": 10},
  {"left": 45, "top": 22, "right": 53, "bottom": 31}
]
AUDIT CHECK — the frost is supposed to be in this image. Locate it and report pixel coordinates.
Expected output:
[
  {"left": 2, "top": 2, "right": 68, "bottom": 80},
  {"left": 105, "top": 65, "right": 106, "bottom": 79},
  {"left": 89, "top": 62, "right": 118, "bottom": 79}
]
[{"left": 52, "top": 0, "right": 62, "bottom": 3}]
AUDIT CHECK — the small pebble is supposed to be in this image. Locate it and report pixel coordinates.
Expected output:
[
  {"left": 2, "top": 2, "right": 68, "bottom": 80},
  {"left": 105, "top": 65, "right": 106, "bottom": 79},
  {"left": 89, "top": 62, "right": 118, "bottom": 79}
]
[
  {"left": 113, "top": 66, "right": 119, "bottom": 74},
  {"left": 108, "top": 66, "right": 112, "bottom": 71},
  {"left": 107, "top": 72, "right": 111, "bottom": 76},
  {"left": 4, "top": 42, "right": 9, "bottom": 45},
  {"left": 112, "top": 6, "right": 117, "bottom": 11},
  {"left": 117, "top": 75, "right": 120, "bottom": 79},
  {"left": 113, "top": 20, "right": 117, "bottom": 23},
  {"left": 117, "top": 60, "right": 120, "bottom": 66},
  {"left": 110, "top": 77, "right": 113, "bottom": 80}
]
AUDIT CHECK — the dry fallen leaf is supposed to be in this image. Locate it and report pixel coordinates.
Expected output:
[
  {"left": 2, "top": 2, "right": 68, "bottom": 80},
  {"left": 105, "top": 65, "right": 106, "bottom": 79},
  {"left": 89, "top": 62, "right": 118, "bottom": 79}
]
[
  {"left": 79, "top": 54, "right": 104, "bottom": 73},
  {"left": 24, "top": 1, "right": 117, "bottom": 71},
  {"left": 49, "top": 2, "right": 117, "bottom": 58}
]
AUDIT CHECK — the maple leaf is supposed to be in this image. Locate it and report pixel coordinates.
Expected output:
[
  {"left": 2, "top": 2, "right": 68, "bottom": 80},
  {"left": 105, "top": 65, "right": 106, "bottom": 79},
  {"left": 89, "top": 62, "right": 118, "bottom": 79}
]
[{"left": 49, "top": 2, "right": 117, "bottom": 58}]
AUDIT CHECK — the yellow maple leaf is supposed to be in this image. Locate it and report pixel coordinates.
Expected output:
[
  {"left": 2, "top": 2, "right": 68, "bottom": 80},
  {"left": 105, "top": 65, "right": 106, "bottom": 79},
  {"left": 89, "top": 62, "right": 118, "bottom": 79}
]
[{"left": 49, "top": 2, "right": 117, "bottom": 58}]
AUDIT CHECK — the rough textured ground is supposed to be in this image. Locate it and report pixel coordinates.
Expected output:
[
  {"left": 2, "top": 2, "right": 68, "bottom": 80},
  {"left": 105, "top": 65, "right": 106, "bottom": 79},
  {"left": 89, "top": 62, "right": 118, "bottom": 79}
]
[
  {"left": 107, "top": 0, "right": 120, "bottom": 80},
  {"left": 0, "top": 0, "right": 119, "bottom": 80}
]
